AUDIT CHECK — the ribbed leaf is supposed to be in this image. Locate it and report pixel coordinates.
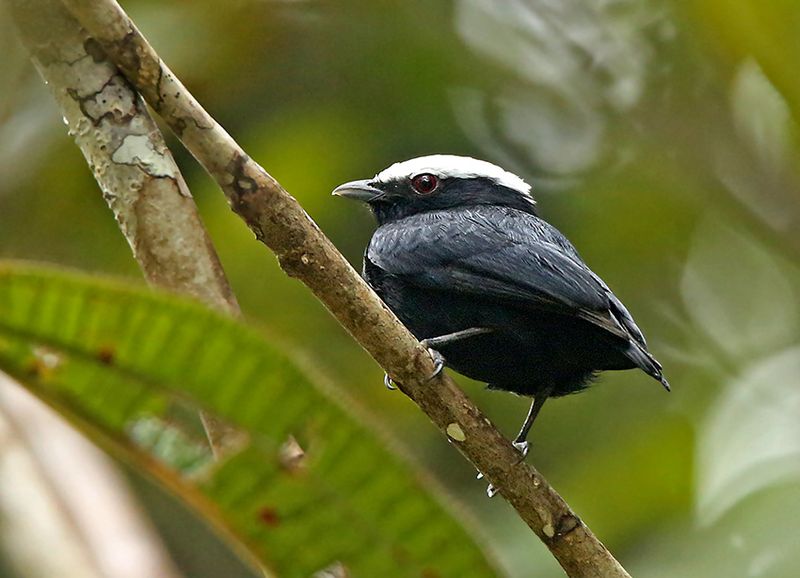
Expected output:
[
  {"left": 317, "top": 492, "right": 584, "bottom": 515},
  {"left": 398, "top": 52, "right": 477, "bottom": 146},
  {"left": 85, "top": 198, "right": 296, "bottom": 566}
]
[{"left": 0, "top": 262, "right": 499, "bottom": 578}]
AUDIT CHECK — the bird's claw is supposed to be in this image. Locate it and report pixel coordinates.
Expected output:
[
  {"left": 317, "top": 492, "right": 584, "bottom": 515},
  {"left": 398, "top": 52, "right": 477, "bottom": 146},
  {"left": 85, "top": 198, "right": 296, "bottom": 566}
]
[
  {"left": 475, "top": 440, "right": 529, "bottom": 497},
  {"left": 475, "top": 471, "right": 499, "bottom": 497},
  {"left": 383, "top": 346, "right": 444, "bottom": 389},
  {"left": 512, "top": 440, "right": 530, "bottom": 457},
  {"left": 420, "top": 343, "right": 445, "bottom": 382}
]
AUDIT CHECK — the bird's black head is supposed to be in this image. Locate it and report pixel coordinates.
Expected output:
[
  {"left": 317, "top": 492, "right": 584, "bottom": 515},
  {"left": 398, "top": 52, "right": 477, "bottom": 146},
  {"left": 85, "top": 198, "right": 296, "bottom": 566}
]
[{"left": 332, "top": 155, "right": 536, "bottom": 224}]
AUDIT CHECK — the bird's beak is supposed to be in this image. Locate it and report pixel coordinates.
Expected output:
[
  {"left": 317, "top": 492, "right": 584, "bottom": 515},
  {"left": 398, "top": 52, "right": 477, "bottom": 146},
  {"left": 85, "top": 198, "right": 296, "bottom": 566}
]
[{"left": 331, "top": 179, "right": 382, "bottom": 202}]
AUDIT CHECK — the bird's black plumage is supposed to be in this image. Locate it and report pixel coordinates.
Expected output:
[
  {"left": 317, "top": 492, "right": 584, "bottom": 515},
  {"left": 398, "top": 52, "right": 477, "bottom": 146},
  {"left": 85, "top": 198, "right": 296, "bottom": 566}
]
[{"left": 334, "top": 155, "right": 667, "bottom": 446}]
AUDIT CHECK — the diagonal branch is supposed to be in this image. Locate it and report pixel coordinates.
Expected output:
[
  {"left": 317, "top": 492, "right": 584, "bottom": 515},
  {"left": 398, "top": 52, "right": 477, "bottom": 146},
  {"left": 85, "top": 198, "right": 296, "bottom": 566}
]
[{"left": 46, "top": 0, "right": 628, "bottom": 575}]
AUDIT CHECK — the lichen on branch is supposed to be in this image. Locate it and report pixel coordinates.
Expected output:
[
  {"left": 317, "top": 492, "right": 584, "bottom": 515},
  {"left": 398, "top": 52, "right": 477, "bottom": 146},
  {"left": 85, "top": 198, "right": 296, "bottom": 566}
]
[{"left": 7, "top": 0, "right": 237, "bottom": 316}]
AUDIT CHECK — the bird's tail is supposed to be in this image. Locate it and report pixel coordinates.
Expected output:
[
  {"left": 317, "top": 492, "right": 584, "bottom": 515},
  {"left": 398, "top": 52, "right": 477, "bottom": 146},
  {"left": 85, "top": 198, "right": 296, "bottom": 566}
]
[{"left": 625, "top": 340, "right": 670, "bottom": 392}]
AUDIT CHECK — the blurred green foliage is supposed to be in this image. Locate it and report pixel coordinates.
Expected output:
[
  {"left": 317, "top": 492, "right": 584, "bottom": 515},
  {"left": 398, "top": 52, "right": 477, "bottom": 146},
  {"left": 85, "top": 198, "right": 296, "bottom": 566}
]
[
  {"left": 2, "top": 1, "right": 800, "bottom": 576},
  {"left": 0, "top": 264, "right": 499, "bottom": 578}
]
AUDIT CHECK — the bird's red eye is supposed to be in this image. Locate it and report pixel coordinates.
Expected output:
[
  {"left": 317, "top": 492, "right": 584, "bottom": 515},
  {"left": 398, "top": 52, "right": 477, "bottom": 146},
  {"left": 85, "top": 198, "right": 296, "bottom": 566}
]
[{"left": 411, "top": 173, "right": 439, "bottom": 195}]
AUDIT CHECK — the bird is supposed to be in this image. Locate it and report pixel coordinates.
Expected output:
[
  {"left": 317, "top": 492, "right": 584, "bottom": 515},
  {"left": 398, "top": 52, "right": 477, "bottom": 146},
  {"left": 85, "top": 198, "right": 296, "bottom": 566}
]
[{"left": 333, "top": 154, "right": 669, "bottom": 457}]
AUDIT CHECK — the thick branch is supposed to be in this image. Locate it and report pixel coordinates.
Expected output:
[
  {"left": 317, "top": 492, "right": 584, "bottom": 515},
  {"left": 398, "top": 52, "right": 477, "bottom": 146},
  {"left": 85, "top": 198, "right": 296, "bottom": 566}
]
[
  {"left": 52, "top": 1, "right": 628, "bottom": 576},
  {"left": 7, "top": 0, "right": 240, "bottom": 455},
  {"left": 6, "top": 0, "right": 237, "bottom": 314}
]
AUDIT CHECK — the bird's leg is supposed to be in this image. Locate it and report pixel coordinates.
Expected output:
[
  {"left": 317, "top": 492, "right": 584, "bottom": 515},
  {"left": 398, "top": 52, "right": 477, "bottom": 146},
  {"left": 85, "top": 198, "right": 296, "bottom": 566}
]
[
  {"left": 482, "top": 386, "right": 552, "bottom": 498},
  {"left": 383, "top": 327, "right": 492, "bottom": 388},
  {"left": 421, "top": 327, "right": 493, "bottom": 349},
  {"left": 420, "top": 327, "right": 492, "bottom": 381},
  {"left": 512, "top": 387, "right": 552, "bottom": 457}
]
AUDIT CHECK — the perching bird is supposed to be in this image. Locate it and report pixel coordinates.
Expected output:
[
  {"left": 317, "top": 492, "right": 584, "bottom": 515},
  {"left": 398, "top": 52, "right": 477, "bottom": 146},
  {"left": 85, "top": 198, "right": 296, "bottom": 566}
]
[{"left": 333, "top": 155, "right": 668, "bottom": 455}]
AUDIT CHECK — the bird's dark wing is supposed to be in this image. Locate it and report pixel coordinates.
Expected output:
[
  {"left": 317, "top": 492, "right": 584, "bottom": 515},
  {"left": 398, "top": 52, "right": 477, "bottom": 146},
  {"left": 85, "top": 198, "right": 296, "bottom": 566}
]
[{"left": 368, "top": 207, "right": 639, "bottom": 344}]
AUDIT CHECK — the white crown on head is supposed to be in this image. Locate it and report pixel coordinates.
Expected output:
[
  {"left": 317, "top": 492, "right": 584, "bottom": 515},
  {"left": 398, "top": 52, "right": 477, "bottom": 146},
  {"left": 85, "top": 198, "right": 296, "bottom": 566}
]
[{"left": 374, "top": 155, "right": 534, "bottom": 203}]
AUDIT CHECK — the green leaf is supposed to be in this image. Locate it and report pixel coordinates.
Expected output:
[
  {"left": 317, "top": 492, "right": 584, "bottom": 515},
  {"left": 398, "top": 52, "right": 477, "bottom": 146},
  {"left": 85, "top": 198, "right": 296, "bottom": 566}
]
[{"left": 0, "top": 262, "right": 500, "bottom": 578}]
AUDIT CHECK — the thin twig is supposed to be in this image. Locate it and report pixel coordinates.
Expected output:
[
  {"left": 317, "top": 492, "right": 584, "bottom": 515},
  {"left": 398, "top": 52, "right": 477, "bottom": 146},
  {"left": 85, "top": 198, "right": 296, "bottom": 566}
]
[
  {"left": 48, "top": 0, "right": 629, "bottom": 575},
  {"left": 6, "top": 0, "right": 239, "bottom": 456}
]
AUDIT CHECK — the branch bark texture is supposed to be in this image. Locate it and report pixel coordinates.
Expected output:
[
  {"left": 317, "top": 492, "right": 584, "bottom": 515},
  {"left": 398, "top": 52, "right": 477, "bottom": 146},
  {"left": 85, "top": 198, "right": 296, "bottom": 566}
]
[
  {"left": 7, "top": 0, "right": 241, "bottom": 455},
  {"left": 27, "top": 0, "right": 630, "bottom": 575},
  {"left": 6, "top": 0, "right": 238, "bottom": 316}
]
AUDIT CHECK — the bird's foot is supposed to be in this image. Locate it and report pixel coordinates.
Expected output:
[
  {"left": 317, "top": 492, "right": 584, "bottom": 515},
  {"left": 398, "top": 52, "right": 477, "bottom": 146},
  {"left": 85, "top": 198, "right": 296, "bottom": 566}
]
[
  {"left": 419, "top": 343, "right": 445, "bottom": 382},
  {"left": 383, "top": 345, "right": 444, "bottom": 389},
  {"left": 475, "top": 472, "right": 499, "bottom": 498},
  {"left": 475, "top": 440, "right": 530, "bottom": 498},
  {"left": 512, "top": 440, "right": 530, "bottom": 458}
]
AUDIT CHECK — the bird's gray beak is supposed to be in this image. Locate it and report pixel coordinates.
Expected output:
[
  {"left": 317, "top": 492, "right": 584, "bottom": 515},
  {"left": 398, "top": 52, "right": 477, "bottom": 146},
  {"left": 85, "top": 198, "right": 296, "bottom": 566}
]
[{"left": 331, "top": 179, "right": 382, "bottom": 202}]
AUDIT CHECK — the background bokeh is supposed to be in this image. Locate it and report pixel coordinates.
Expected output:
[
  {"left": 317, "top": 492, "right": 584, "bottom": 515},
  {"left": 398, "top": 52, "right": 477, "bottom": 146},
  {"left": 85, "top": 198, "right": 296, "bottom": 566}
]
[{"left": 2, "top": 1, "right": 799, "bottom": 576}]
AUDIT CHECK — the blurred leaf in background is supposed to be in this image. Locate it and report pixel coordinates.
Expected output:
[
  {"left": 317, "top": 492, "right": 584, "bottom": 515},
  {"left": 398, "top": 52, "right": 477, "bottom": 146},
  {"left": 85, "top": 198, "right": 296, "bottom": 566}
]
[{"left": 0, "top": 264, "right": 500, "bottom": 578}]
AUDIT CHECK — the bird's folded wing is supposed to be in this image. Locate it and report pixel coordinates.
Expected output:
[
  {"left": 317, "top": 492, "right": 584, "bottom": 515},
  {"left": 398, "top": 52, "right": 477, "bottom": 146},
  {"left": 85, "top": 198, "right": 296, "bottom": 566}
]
[{"left": 369, "top": 215, "right": 639, "bottom": 343}]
